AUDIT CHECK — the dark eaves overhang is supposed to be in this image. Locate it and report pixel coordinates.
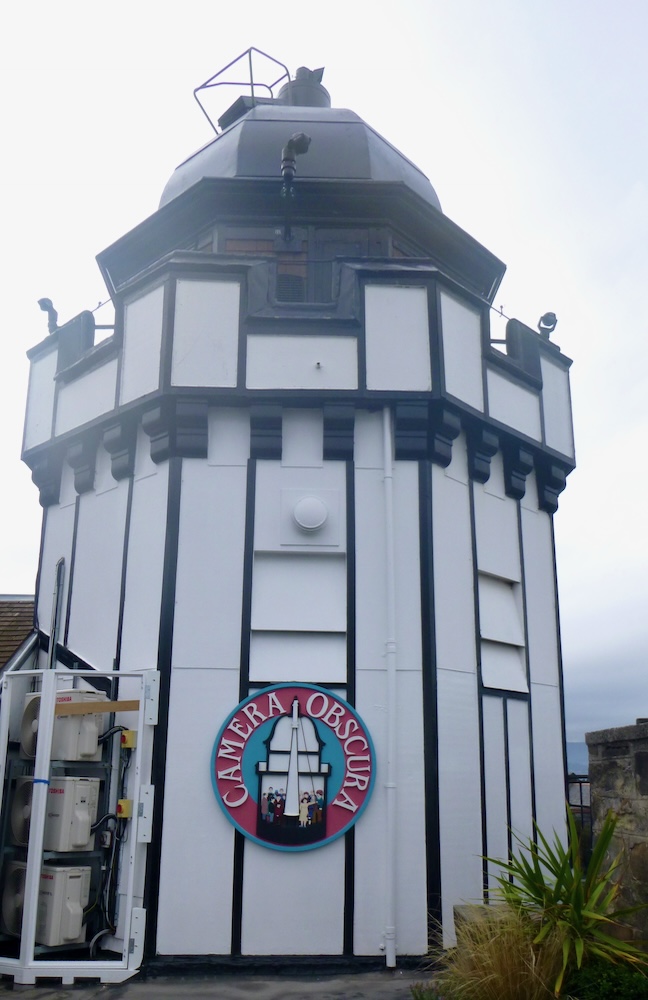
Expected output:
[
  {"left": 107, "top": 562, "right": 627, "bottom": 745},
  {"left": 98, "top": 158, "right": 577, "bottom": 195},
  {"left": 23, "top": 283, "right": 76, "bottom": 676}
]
[{"left": 96, "top": 177, "right": 506, "bottom": 304}]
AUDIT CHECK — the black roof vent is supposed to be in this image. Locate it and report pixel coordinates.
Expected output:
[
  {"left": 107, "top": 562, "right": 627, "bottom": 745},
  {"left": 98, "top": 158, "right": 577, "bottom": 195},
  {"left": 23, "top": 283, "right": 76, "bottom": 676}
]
[{"left": 277, "top": 67, "right": 331, "bottom": 108}]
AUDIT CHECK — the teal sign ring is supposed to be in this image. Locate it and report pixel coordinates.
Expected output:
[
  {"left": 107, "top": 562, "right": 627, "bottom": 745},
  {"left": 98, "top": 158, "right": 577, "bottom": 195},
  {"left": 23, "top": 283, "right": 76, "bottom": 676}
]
[{"left": 211, "top": 684, "right": 376, "bottom": 852}]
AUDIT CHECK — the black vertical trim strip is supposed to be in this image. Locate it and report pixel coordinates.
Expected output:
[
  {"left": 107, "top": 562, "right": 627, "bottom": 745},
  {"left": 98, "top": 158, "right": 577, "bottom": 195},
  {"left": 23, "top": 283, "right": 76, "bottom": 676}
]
[
  {"left": 237, "top": 274, "right": 248, "bottom": 390},
  {"left": 231, "top": 457, "right": 257, "bottom": 956},
  {"left": 238, "top": 458, "right": 256, "bottom": 702},
  {"left": 429, "top": 283, "right": 444, "bottom": 398},
  {"left": 537, "top": 358, "right": 548, "bottom": 449},
  {"left": 343, "top": 826, "right": 355, "bottom": 956},
  {"left": 550, "top": 517, "right": 570, "bottom": 803},
  {"left": 357, "top": 281, "right": 368, "bottom": 391},
  {"left": 159, "top": 278, "right": 177, "bottom": 390},
  {"left": 418, "top": 460, "right": 442, "bottom": 934},
  {"left": 517, "top": 499, "right": 538, "bottom": 833},
  {"left": 503, "top": 698, "right": 513, "bottom": 862},
  {"left": 231, "top": 832, "right": 245, "bottom": 956},
  {"left": 430, "top": 282, "right": 446, "bottom": 398},
  {"left": 51, "top": 359, "right": 61, "bottom": 441},
  {"left": 33, "top": 507, "right": 48, "bottom": 632},
  {"left": 143, "top": 456, "right": 182, "bottom": 958},
  {"left": 468, "top": 479, "right": 488, "bottom": 899},
  {"left": 113, "top": 298, "right": 125, "bottom": 410},
  {"left": 480, "top": 306, "right": 490, "bottom": 416},
  {"left": 343, "top": 458, "right": 357, "bottom": 955},
  {"left": 345, "top": 459, "right": 356, "bottom": 706},
  {"left": 62, "top": 494, "right": 81, "bottom": 646},
  {"left": 114, "top": 474, "right": 135, "bottom": 669}
]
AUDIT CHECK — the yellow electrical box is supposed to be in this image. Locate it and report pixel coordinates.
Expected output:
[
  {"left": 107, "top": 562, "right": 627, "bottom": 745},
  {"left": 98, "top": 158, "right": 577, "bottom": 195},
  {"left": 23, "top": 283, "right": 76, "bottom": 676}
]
[
  {"left": 117, "top": 798, "right": 133, "bottom": 819},
  {"left": 120, "top": 730, "right": 137, "bottom": 749}
]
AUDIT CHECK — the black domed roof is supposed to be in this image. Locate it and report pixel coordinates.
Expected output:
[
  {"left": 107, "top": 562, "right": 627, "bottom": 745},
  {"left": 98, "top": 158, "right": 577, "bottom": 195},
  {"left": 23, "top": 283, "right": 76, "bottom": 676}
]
[{"left": 159, "top": 102, "right": 442, "bottom": 213}]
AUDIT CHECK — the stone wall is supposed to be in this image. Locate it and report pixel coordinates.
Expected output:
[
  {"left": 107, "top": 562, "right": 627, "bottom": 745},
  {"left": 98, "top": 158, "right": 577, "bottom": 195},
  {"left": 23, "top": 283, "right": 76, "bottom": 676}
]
[{"left": 586, "top": 721, "right": 648, "bottom": 944}]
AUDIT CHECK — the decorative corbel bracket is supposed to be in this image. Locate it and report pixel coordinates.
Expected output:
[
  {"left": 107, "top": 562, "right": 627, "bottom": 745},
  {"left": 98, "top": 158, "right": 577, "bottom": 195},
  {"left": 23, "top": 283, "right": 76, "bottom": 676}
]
[
  {"left": 394, "top": 402, "right": 429, "bottom": 460},
  {"left": 323, "top": 403, "right": 355, "bottom": 461},
  {"left": 536, "top": 459, "right": 569, "bottom": 514},
  {"left": 103, "top": 417, "right": 138, "bottom": 481},
  {"left": 467, "top": 426, "right": 499, "bottom": 483},
  {"left": 503, "top": 443, "right": 535, "bottom": 500},
  {"left": 67, "top": 434, "right": 99, "bottom": 494},
  {"left": 429, "top": 404, "right": 461, "bottom": 468},
  {"left": 250, "top": 405, "right": 282, "bottom": 459},
  {"left": 29, "top": 450, "right": 64, "bottom": 507},
  {"left": 142, "top": 397, "right": 208, "bottom": 463}
]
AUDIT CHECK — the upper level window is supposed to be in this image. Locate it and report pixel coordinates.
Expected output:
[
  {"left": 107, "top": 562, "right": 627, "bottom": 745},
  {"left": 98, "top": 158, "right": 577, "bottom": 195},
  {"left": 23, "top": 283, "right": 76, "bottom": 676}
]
[{"left": 222, "top": 227, "right": 380, "bottom": 304}]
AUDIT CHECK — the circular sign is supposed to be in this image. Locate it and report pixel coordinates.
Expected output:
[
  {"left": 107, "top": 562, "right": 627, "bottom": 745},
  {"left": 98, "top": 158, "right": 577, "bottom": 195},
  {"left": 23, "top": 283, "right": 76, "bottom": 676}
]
[{"left": 211, "top": 684, "right": 376, "bottom": 852}]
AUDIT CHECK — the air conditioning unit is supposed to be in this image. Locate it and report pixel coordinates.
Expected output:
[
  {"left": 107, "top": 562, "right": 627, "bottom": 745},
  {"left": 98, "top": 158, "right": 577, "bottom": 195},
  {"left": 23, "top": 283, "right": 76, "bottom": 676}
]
[
  {"left": 20, "top": 689, "right": 107, "bottom": 761},
  {"left": 11, "top": 776, "right": 100, "bottom": 852},
  {"left": 1, "top": 862, "right": 91, "bottom": 947}
]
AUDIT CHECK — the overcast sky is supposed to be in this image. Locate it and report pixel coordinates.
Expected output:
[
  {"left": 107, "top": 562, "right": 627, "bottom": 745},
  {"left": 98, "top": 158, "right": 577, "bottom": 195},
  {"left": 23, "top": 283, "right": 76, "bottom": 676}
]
[{"left": 1, "top": 1, "right": 646, "bottom": 740}]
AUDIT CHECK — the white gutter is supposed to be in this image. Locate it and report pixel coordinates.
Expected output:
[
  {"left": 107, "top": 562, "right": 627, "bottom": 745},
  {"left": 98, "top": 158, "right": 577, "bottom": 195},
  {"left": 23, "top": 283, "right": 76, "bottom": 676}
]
[{"left": 382, "top": 406, "right": 398, "bottom": 968}]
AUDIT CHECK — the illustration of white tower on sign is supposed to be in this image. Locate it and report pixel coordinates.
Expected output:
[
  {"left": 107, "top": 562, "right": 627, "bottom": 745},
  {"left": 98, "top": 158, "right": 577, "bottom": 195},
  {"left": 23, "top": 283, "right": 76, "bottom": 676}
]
[{"left": 257, "top": 699, "right": 330, "bottom": 845}]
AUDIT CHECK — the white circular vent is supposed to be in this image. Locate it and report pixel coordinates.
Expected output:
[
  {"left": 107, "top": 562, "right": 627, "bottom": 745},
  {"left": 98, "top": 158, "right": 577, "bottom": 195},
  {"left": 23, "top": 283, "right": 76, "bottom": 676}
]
[{"left": 293, "top": 496, "right": 328, "bottom": 532}]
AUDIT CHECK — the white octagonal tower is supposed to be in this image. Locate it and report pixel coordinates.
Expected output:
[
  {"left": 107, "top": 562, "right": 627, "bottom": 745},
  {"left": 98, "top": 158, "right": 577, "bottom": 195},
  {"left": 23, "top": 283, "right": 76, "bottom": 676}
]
[{"left": 14, "top": 55, "right": 575, "bottom": 978}]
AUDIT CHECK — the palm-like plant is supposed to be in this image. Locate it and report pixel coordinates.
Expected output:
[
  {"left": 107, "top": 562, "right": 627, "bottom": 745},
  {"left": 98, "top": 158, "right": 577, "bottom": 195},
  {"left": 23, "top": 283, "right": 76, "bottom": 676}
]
[{"left": 490, "top": 808, "right": 648, "bottom": 996}]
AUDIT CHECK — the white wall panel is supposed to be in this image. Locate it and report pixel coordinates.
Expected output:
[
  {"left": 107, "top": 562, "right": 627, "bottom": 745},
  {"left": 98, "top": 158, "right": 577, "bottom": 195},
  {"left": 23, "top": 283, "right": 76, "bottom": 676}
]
[
  {"left": 530, "top": 683, "right": 566, "bottom": 841},
  {"left": 240, "top": 837, "right": 345, "bottom": 954},
  {"left": 132, "top": 426, "right": 158, "bottom": 480},
  {"left": 432, "top": 460, "right": 483, "bottom": 942},
  {"left": 93, "top": 442, "right": 119, "bottom": 496},
  {"left": 482, "top": 696, "right": 508, "bottom": 890},
  {"left": 432, "top": 465, "right": 477, "bottom": 674},
  {"left": 482, "top": 450, "right": 506, "bottom": 499},
  {"left": 353, "top": 453, "right": 426, "bottom": 954},
  {"left": 207, "top": 407, "right": 249, "bottom": 466},
  {"left": 249, "top": 632, "right": 346, "bottom": 683},
  {"left": 171, "top": 279, "right": 240, "bottom": 388},
  {"left": 354, "top": 410, "right": 383, "bottom": 470},
  {"left": 474, "top": 487, "right": 521, "bottom": 581},
  {"left": 55, "top": 359, "right": 118, "bottom": 436},
  {"left": 282, "top": 409, "right": 323, "bottom": 467},
  {"left": 443, "top": 431, "right": 470, "bottom": 486},
  {"left": 66, "top": 477, "right": 129, "bottom": 667},
  {"left": 541, "top": 357, "right": 575, "bottom": 459},
  {"left": 36, "top": 502, "right": 75, "bottom": 639},
  {"left": 437, "top": 670, "right": 483, "bottom": 944},
  {"left": 254, "top": 459, "right": 346, "bottom": 553},
  {"left": 365, "top": 285, "right": 432, "bottom": 391},
  {"left": 119, "top": 463, "right": 169, "bottom": 670},
  {"left": 172, "top": 460, "right": 247, "bottom": 669},
  {"left": 394, "top": 463, "right": 423, "bottom": 673},
  {"left": 251, "top": 553, "right": 346, "bottom": 632},
  {"left": 157, "top": 668, "right": 239, "bottom": 954},
  {"left": 479, "top": 576, "right": 524, "bottom": 645},
  {"left": 246, "top": 335, "right": 357, "bottom": 389},
  {"left": 23, "top": 347, "right": 57, "bottom": 450},
  {"left": 394, "top": 669, "right": 427, "bottom": 953},
  {"left": 440, "top": 290, "right": 484, "bottom": 410},
  {"left": 354, "top": 468, "right": 386, "bottom": 671},
  {"left": 481, "top": 641, "right": 527, "bottom": 692},
  {"left": 120, "top": 285, "right": 164, "bottom": 404},
  {"left": 487, "top": 369, "right": 542, "bottom": 441},
  {"left": 520, "top": 468, "right": 540, "bottom": 513},
  {"left": 521, "top": 508, "right": 560, "bottom": 687},
  {"left": 506, "top": 699, "right": 533, "bottom": 843},
  {"left": 353, "top": 669, "right": 427, "bottom": 955}
]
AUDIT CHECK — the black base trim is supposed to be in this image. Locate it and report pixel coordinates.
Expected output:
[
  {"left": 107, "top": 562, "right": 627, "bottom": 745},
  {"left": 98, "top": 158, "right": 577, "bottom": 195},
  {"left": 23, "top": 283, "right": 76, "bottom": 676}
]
[{"left": 139, "top": 954, "right": 430, "bottom": 979}]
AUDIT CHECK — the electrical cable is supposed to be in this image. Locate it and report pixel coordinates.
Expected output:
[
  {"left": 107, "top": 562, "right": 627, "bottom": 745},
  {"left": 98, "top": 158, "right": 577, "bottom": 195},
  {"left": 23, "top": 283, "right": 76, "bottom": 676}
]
[
  {"left": 98, "top": 725, "right": 128, "bottom": 745},
  {"left": 91, "top": 812, "right": 118, "bottom": 833}
]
